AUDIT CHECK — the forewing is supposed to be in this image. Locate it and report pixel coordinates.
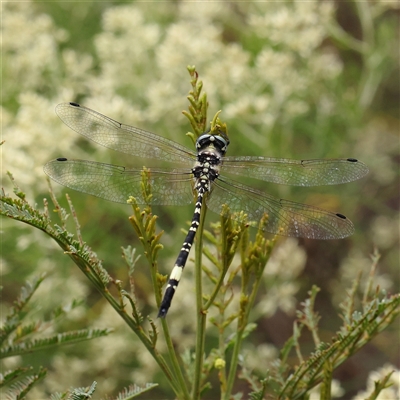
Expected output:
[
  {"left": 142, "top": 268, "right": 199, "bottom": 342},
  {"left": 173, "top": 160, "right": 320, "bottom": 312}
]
[
  {"left": 44, "top": 159, "right": 194, "bottom": 205},
  {"left": 55, "top": 103, "right": 195, "bottom": 164},
  {"left": 207, "top": 177, "right": 354, "bottom": 239},
  {"left": 222, "top": 157, "right": 369, "bottom": 186}
]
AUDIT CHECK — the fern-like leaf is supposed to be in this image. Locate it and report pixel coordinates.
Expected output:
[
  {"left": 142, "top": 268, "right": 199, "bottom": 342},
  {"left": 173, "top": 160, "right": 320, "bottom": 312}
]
[
  {"left": 69, "top": 381, "right": 97, "bottom": 400},
  {"left": 0, "top": 367, "right": 33, "bottom": 387},
  {"left": 1, "top": 329, "right": 112, "bottom": 358},
  {"left": 103, "top": 383, "right": 158, "bottom": 400},
  {"left": 4, "top": 367, "right": 46, "bottom": 400}
]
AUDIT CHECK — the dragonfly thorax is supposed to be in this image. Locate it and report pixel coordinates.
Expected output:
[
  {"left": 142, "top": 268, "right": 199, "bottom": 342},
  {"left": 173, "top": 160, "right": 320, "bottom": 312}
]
[{"left": 191, "top": 133, "right": 229, "bottom": 194}]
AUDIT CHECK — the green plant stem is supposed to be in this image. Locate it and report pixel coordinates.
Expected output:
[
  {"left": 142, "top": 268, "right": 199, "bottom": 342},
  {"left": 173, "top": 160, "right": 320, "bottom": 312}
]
[
  {"left": 203, "top": 212, "right": 237, "bottom": 311},
  {"left": 327, "top": 20, "right": 368, "bottom": 54},
  {"left": 203, "top": 266, "right": 228, "bottom": 311},
  {"left": 149, "top": 272, "right": 190, "bottom": 399},
  {"left": 223, "top": 294, "right": 255, "bottom": 399},
  {"left": 224, "top": 250, "right": 270, "bottom": 399},
  {"left": 320, "top": 360, "right": 333, "bottom": 400},
  {"left": 192, "top": 201, "right": 208, "bottom": 399},
  {"left": 355, "top": 1, "right": 374, "bottom": 47},
  {"left": 160, "top": 318, "right": 191, "bottom": 400},
  {"left": 328, "top": 1, "right": 385, "bottom": 111},
  {"left": 130, "top": 209, "right": 190, "bottom": 400},
  {"left": 62, "top": 246, "right": 182, "bottom": 396},
  {"left": 218, "top": 309, "right": 228, "bottom": 397},
  {"left": 144, "top": 247, "right": 189, "bottom": 397}
]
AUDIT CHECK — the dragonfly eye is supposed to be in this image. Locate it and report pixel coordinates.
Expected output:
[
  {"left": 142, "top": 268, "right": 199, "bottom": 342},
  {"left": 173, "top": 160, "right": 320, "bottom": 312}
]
[{"left": 196, "top": 134, "right": 212, "bottom": 148}]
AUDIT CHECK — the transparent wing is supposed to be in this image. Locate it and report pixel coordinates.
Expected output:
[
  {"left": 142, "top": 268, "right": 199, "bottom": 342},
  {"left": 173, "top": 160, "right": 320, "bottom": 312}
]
[
  {"left": 222, "top": 156, "right": 369, "bottom": 186},
  {"left": 207, "top": 177, "right": 354, "bottom": 239},
  {"left": 44, "top": 159, "right": 194, "bottom": 205},
  {"left": 55, "top": 103, "right": 195, "bottom": 165}
]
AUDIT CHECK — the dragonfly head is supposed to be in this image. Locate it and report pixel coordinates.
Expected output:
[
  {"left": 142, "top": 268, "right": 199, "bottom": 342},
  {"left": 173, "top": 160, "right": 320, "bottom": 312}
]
[{"left": 196, "top": 130, "right": 230, "bottom": 156}]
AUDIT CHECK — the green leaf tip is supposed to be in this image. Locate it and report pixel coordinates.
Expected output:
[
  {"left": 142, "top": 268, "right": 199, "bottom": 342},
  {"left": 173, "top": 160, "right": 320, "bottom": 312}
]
[
  {"left": 184, "top": 66, "right": 209, "bottom": 141},
  {"left": 210, "top": 110, "right": 229, "bottom": 139}
]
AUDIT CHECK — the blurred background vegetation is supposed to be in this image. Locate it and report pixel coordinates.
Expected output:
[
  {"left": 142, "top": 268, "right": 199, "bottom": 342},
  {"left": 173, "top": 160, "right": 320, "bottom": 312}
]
[{"left": 2, "top": 1, "right": 399, "bottom": 398}]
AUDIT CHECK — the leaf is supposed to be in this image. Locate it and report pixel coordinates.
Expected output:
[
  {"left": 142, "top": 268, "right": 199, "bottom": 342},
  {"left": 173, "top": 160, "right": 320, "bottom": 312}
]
[
  {"left": 4, "top": 367, "right": 46, "bottom": 400},
  {"left": 1, "top": 329, "right": 112, "bottom": 358},
  {"left": 69, "top": 381, "right": 97, "bottom": 400},
  {"left": 102, "top": 383, "right": 158, "bottom": 400}
]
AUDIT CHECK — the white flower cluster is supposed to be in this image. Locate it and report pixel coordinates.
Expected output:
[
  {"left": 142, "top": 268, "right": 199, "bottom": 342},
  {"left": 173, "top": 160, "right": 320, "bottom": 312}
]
[
  {"left": 2, "top": 2, "right": 67, "bottom": 98},
  {"left": 249, "top": 2, "right": 334, "bottom": 58}
]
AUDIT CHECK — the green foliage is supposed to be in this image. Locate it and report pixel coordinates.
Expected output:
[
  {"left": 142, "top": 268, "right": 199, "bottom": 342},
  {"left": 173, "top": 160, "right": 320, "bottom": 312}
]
[
  {"left": 0, "top": 262, "right": 112, "bottom": 398},
  {"left": 1, "top": 366, "right": 47, "bottom": 400},
  {"left": 268, "top": 280, "right": 400, "bottom": 399},
  {"left": 104, "top": 383, "right": 159, "bottom": 400},
  {"left": 183, "top": 66, "right": 209, "bottom": 141},
  {"left": 49, "top": 382, "right": 159, "bottom": 400}
]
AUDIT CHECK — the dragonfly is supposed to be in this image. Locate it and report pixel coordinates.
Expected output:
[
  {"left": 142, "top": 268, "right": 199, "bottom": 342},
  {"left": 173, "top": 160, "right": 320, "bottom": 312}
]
[{"left": 44, "top": 102, "right": 368, "bottom": 317}]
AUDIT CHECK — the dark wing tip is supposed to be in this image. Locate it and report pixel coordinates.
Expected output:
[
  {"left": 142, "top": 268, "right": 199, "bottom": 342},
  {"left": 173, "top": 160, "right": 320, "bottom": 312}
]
[
  {"left": 56, "top": 157, "right": 68, "bottom": 161},
  {"left": 69, "top": 102, "right": 80, "bottom": 107},
  {"left": 346, "top": 158, "right": 369, "bottom": 178},
  {"left": 336, "top": 213, "right": 347, "bottom": 219},
  {"left": 333, "top": 213, "right": 355, "bottom": 239}
]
